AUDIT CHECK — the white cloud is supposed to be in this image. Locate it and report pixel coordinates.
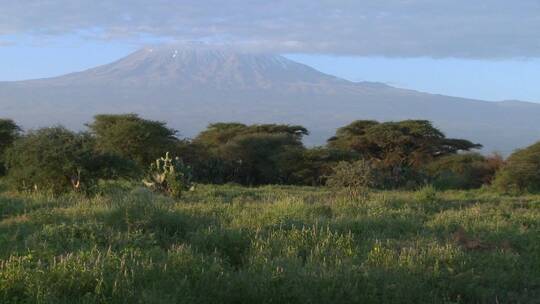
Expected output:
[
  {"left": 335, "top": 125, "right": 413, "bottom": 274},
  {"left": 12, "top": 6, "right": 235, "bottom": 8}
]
[{"left": 1, "top": 0, "right": 539, "bottom": 58}]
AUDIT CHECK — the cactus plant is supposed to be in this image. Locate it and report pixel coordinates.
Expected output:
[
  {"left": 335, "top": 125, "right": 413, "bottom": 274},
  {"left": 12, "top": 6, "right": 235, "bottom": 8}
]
[{"left": 143, "top": 152, "right": 193, "bottom": 198}]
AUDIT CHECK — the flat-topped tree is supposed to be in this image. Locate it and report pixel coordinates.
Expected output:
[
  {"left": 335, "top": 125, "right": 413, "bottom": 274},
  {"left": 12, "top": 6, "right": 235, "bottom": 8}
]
[
  {"left": 194, "top": 122, "right": 308, "bottom": 148},
  {"left": 189, "top": 122, "right": 309, "bottom": 185},
  {"left": 328, "top": 120, "right": 482, "bottom": 188},
  {"left": 329, "top": 120, "right": 481, "bottom": 165}
]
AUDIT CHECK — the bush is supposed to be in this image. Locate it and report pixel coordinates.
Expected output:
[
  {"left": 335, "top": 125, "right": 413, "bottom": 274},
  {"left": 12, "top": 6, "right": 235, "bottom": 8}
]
[
  {"left": 494, "top": 142, "right": 540, "bottom": 193},
  {"left": 89, "top": 153, "right": 141, "bottom": 180},
  {"left": 3, "top": 127, "right": 136, "bottom": 194},
  {"left": 289, "top": 147, "right": 357, "bottom": 186},
  {"left": 326, "top": 159, "right": 377, "bottom": 197},
  {"left": 4, "top": 127, "right": 97, "bottom": 193},
  {"left": 424, "top": 153, "right": 502, "bottom": 190}
]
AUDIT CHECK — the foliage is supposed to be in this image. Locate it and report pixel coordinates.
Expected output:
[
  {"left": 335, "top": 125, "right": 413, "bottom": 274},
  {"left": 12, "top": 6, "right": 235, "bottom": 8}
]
[
  {"left": 87, "top": 114, "right": 178, "bottom": 168},
  {"left": 326, "top": 120, "right": 380, "bottom": 151},
  {"left": 326, "top": 159, "right": 377, "bottom": 197},
  {"left": 0, "top": 119, "right": 21, "bottom": 175},
  {"left": 328, "top": 120, "right": 481, "bottom": 161},
  {"left": 177, "top": 140, "right": 230, "bottom": 184},
  {"left": 0, "top": 115, "right": 498, "bottom": 192},
  {"left": 3, "top": 127, "right": 135, "bottom": 194},
  {"left": 328, "top": 120, "right": 482, "bottom": 188},
  {"left": 424, "top": 153, "right": 503, "bottom": 190},
  {"left": 189, "top": 122, "right": 309, "bottom": 185},
  {"left": 289, "top": 147, "right": 357, "bottom": 186},
  {"left": 3, "top": 127, "right": 98, "bottom": 193},
  {"left": 89, "top": 153, "right": 141, "bottom": 180},
  {"left": 0, "top": 184, "right": 539, "bottom": 303},
  {"left": 143, "top": 152, "right": 193, "bottom": 198},
  {"left": 195, "top": 122, "right": 308, "bottom": 148},
  {"left": 494, "top": 141, "right": 540, "bottom": 193},
  {"left": 219, "top": 133, "right": 305, "bottom": 185}
]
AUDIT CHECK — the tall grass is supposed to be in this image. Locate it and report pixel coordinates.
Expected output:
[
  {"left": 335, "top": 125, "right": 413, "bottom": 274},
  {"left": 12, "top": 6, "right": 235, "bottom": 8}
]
[{"left": 0, "top": 183, "right": 539, "bottom": 303}]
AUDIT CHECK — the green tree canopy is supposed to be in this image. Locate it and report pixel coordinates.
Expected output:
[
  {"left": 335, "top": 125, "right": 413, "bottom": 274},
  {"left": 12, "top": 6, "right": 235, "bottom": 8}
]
[
  {"left": 328, "top": 120, "right": 481, "bottom": 167},
  {"left": 87, "top": 114, "right": 178, "bottom": 168},
  {"left": 220, "top": 133, "right": 304, "bottom": 185},
  {"left": 194, "top": 122, "right": 308, "bottom": 148},
  {"left": 189, "top": 122, "right": 309, "bottom": 185},
  {"left": 4, "top": 127, "right": 96, "bottom": 193},
  {"left": 4, "top": 127, "right": 137, "bottom": 193},
  {"left": 326, "top": 120, "right": 380, "bottom": 151},
  {"left": 424, "top": 153, "right": 502, "bottom": 190},
  {"left": 289, "top": 147, "right": 357, "bottom": 186},
  {"left": 328, "top": 120, "right": 481, "bottom": 188},
  {"left": 494, "top": 141, "right": 540, "bottom": 193}
]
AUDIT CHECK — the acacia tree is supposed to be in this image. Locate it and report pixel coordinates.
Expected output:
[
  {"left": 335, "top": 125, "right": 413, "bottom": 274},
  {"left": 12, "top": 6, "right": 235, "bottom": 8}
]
[
  {"left": 194, "top": 122, "right": 308, "bottom": 148},
  {"left": 220, "top": 133, "right": 304, "bottom": 185},
  {"left": 190, "top": 122, "right": 309, "bottom": 185},
  {"left": 328, "top": 120, "right": 481, "bottom": 188},
  {"left": 87, "top": 114, "right": 179, "bottom": 168}
]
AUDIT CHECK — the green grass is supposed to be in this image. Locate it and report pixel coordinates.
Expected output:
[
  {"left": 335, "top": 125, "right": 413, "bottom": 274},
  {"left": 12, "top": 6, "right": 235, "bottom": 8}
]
[{"left": 0, "top": 183, "right": 539, "bottom": 303}]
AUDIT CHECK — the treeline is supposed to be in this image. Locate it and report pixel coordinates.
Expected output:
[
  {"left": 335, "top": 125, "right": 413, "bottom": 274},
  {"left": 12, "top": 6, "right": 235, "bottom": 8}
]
[{"left": 0, "top": 114, "right": 538, "bottom": 194}]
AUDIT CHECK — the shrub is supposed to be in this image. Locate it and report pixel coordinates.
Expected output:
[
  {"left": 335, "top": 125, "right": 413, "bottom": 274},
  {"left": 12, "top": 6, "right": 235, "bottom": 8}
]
[
  {"left": 3, "top": 127, "right": 97, "bottom": 193},
  {"left": 89, "top": 153, "right": 141, "bottom": 180},
  {"left": 143, "top": 152, "right": 193, "bottom": 198},
  {"left": 424, "top": 153, "right": 502, "bottom": 190},
  {"left": 326, "top": 159, "right": 377, "bottom": 197},
  {"left": 289, "top": 147, "right": 357, "bottom": 186},
  {"left": 493, "top": 142, "right": 540, "bottom": 193},
  {"left": 3, "top": 127, "right": 136, "bottom": 194}
]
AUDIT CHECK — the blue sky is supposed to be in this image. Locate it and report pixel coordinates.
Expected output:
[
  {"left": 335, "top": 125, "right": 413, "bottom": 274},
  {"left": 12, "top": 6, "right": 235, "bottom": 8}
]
[
  {"left": 287, "top": 55, "right": 540, "bottom": 102},
  {"left": 1, "top": 1, "right": 539, "bottom": 102}
]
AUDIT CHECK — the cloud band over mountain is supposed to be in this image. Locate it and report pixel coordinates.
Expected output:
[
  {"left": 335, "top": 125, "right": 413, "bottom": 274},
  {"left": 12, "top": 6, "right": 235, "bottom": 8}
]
[{"left": 1, "top": 1, "right": 539, "bottom": 58}]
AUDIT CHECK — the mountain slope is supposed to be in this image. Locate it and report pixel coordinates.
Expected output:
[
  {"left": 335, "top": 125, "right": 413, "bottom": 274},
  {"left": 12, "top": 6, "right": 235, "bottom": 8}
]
[{"left": 1, "top": 45, "right": 539, "bottom": 155}]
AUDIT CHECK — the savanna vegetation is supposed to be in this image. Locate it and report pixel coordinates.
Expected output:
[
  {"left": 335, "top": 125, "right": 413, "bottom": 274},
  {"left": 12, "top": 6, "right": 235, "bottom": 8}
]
[
  {"left": 1, "top": 114, "right": 503, "bottom": 193},
  {"left": 0, "top": 184, "right": 539, "bottom": 303},
  {"left": 1, "top": 114, "right": 540, "bottom": 303}
]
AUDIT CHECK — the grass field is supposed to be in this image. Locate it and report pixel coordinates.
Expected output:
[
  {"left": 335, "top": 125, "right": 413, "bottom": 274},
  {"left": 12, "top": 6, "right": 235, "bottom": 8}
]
[{"left": 0, "top": 183, "right": 539, "bottom": 303}]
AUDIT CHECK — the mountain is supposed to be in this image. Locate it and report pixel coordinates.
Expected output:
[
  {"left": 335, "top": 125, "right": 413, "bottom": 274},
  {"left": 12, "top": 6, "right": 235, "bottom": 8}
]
[{"left": 1, "top": 45, "right": 539, "bottom": 155}]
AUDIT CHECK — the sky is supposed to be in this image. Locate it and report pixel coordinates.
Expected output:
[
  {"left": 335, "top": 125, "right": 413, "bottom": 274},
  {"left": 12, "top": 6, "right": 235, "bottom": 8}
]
[{"left": 1, "top": 0, "right": 539, "bottom": 102}]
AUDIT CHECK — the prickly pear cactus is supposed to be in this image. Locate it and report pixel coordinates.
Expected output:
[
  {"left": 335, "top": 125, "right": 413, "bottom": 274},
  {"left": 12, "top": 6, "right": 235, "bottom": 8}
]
[{"left": 143, "top": 152, "right": 193, "bottom": 198}]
